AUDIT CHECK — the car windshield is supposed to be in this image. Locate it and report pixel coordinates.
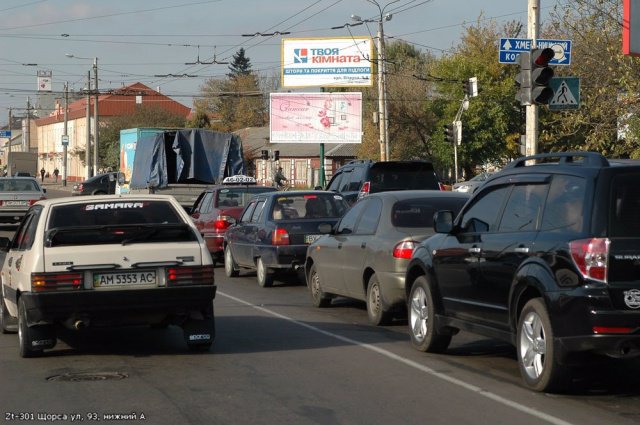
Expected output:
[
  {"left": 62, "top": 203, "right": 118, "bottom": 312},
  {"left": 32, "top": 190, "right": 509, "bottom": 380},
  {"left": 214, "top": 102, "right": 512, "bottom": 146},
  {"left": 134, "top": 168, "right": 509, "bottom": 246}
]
[
  {"left": 0, "top": 179, "right": 40, "bottom": 192},
  {"left": 216, "top": 187, "right": 274, "bottom": 208},
  {"left": 45, "top": 200, "right": 193, "bottom": 246},
  {"left": 271, "top": 194, "right": 348, "bottom": 220}
]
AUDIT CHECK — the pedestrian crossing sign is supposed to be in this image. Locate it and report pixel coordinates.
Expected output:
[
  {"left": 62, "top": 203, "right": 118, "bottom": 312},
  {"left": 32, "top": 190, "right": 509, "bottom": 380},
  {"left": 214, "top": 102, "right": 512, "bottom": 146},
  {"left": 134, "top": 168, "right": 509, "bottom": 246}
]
[{"left": 548, "top": 77, "right": 579, "bottom": 110}]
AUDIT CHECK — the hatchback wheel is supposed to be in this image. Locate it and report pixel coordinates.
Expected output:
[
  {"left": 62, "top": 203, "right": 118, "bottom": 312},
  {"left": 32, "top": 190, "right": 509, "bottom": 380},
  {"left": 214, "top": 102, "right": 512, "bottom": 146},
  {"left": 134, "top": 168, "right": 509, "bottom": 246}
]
[
  {"left": 308, "top": 264, "right": 331, "bottom": 307},
  {"left": 256, "top": 258, "right": 273, "bottom": 287},
  {"left": 517, "top": 298, "right": 568, "bottom": 392},
  {"left": 408, "top": 276, "right": 451, "bottom": 353},
  {"left": 224, "top": 245, "right": 239, "bottom": 278},
  {"left": 366, "top": 274, "right": 392, "bottom": 326}
]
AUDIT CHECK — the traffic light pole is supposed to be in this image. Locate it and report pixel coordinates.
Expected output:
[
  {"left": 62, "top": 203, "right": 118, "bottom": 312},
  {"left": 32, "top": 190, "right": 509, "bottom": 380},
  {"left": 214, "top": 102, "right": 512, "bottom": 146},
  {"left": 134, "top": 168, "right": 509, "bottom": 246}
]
[{"left": 526, "top": 0, "right": 540, "bottom": 156}]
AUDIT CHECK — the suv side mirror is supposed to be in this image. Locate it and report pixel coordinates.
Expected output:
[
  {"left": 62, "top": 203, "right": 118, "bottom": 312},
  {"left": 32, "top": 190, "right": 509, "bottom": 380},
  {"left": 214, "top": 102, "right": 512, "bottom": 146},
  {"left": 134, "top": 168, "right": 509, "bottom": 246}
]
[{"left": 433, "top": 210, "right": 454, "bottom": 233}]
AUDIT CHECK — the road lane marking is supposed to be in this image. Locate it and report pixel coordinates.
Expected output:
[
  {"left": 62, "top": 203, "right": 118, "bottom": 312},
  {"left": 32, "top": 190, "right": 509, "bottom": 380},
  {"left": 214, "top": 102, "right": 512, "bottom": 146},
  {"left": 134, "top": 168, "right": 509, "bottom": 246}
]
[{"left": 219, "top": 291, "right": 575, "bottom": 425}]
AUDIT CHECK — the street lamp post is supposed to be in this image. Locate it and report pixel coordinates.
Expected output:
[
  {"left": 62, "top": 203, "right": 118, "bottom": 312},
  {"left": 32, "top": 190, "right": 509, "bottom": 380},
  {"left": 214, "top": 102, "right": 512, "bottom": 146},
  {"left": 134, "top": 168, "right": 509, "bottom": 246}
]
[
  {"left": 66, "top": 54, "right": 99, "bottom": 177},
  {"left": 351, "top": 0, "right": 397, "bottom": 161}
]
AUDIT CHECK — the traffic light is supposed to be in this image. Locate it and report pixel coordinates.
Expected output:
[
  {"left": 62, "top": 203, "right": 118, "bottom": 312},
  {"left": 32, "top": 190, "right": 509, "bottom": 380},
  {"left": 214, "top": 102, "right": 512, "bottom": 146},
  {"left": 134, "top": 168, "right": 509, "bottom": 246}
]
[
  {"left": 462, "top": 77, "right": 478, "bottom": 97},
  {"left": 261, "top": 150, "right": 269, "bottom": 160},
  {"left": 274, "top": 150, "right": 280, "bottom": 161},
  {"left": 444, "top": 123, "right": 455, "bottom": 143},
  {"left": 515, "top": 48, "right": 555, "bottom": 106}
]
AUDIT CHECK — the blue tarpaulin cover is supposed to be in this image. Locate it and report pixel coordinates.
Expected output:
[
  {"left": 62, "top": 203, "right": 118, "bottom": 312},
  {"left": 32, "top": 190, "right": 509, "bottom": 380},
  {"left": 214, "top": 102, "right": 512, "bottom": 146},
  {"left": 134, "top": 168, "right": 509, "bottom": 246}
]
[{"left": 129, "top": 129, "right": 245, "bottom": 189}]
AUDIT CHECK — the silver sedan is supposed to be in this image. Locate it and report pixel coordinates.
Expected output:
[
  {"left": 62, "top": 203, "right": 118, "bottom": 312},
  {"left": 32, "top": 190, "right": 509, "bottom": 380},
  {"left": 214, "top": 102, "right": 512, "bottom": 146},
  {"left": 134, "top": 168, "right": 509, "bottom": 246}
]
[
  {"left": 0, "top": 177, "right": 46, "bottom": 223},
  {"left": 304, "top": 190, "right": 469, "bottom": 326}
]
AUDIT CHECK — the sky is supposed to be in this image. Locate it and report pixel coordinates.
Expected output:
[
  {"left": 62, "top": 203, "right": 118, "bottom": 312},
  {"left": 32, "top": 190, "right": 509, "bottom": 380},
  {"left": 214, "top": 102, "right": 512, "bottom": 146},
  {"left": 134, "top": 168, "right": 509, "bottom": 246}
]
[{"left": 0, "top": 0, "right": 560, "bottom": 126}]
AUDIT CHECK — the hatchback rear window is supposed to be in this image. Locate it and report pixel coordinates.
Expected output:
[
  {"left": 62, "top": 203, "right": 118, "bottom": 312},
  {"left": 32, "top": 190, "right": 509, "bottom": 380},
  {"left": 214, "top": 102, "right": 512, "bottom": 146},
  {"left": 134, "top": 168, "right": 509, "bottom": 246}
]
[
  {"left": 392, "top": 197, "right": 467, "bottom": 228},
  {"left": 272, "top": 194, "right": 348, "bottom": 220},
  {"left": 48, "top": 201, "right": 183, "bottom": 227},
  {"left": 369, "top": 162, "right": 440, "bottom": 192}
]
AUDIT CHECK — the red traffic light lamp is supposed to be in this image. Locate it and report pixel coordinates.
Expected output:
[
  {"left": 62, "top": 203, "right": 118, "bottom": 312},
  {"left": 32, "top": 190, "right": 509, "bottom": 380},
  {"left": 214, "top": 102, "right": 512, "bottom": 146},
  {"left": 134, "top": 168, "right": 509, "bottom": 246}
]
[{"left": 515, "top": 47, "right": 555, "bottom": 106}]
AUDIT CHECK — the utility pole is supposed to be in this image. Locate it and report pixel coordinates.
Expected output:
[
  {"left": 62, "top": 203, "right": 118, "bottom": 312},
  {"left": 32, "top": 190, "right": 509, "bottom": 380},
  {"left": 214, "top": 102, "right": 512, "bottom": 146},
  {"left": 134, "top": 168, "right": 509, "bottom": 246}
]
[
  {"left": 526, "top": 0, "right": 540, "bottom": 156},
  {"left": 93, "top": 58, "right": 99, "bottom": 174},
  {"left": 376, "top": 20, "right": 387, "bottom": 161},
  {"left": 63, "top": 82, "right": 68, "bottom": 187},
  {"left": 85, "top": 70, "right": 91, "bottom": 179},
  {"left": 7, "top": 107, "right": 11, "bottom": 176},
  {"left": 25, "top": 97, "right": 30, "bottom": 152}
]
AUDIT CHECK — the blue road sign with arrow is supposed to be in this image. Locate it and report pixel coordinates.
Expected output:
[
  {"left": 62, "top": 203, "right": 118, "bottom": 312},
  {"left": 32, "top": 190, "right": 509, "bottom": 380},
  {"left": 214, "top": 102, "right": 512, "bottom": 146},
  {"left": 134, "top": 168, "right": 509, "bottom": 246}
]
[{"left": 499, "top": 38, "right": 572, "bottom": 65}]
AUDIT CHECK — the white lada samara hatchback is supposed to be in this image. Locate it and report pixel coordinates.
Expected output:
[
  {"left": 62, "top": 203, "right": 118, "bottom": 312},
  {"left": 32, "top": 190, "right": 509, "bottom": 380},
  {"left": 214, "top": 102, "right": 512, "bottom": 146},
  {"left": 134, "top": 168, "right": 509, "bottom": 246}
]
[{"left": 0, "top": 195, "right": 216, "bottom": 357}]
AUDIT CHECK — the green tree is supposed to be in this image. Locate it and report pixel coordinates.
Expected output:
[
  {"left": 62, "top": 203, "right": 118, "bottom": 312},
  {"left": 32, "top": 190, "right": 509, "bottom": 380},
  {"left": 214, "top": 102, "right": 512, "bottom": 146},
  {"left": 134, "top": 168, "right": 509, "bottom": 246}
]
[
  {"left": 195, "top": 49, "right": 266, "bottom": 131},
  {"left": 99, "top": 104, "right": 186, "bottom": 171}
]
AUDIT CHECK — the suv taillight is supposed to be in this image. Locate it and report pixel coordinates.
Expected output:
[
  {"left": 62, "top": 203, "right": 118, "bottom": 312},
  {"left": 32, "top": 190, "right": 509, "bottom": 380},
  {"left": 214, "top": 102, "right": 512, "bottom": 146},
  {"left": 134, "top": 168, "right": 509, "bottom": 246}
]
[
  {"left": 167, "top": 265, "right": 215, "bottom": 286},
  {"left": 393, "top": 241, "right": 417, "bottom": 259},
  {"left": 31, "top": 272, "right": 83, "bottom": 291},
  {"left": 272, "top": 228, "right": 290, "bottom": 245},
  {"left": 569, "top": 238, "right": 609, "bottom": 283},
  {"left": 358, "top": 181, "right": 371, "bottom": 199}
]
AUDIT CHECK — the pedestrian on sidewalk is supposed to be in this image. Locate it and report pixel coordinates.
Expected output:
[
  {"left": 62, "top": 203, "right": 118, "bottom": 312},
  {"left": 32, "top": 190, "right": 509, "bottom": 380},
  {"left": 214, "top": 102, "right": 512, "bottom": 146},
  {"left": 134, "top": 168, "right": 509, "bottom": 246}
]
[
  {"left": 53, "top": 168, "right": 59, "bottom": 183},
  {"left": 40, "top": 167, "right": 45, "bottom": 182}
]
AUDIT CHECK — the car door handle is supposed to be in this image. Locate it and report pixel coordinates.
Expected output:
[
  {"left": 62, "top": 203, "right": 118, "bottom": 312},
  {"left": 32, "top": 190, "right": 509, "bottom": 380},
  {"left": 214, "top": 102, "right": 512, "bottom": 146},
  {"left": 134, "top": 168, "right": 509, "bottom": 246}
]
[
  {"left": 469, "top": 247, "right": 481, "bottom": 254},
  {"left": 515, "top": 246, "right": 529, "bottom": 253}
]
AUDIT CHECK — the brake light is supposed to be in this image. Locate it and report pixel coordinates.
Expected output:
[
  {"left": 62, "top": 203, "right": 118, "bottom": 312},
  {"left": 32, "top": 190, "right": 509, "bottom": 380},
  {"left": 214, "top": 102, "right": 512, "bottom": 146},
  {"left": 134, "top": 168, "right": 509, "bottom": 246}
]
[
  {"left": 438, "top": 182, "right": 446, "bottom": 191},
  {"left": 393, "top": 241, "right": 417, "bottom": 259},
  {"left": 358, "top": 181, "right": 371, "bottom": 199},
  {"left": 167, "top": 265, "right": 215, "bottom": 286},
  {"left": 31, "top": 272, "right": 83, "bottom": 291},
  {"left": 77, "top": 184, "right": 84, "bottom": 191},
  {"left": 213, "top": 216, "right": 232, "bottom": 231},
  {"left": 569, "top": 238, "right": 609, "bottom": 283},
  {"left": 272, "top": 228, "right": 290, "bottom": 245}
]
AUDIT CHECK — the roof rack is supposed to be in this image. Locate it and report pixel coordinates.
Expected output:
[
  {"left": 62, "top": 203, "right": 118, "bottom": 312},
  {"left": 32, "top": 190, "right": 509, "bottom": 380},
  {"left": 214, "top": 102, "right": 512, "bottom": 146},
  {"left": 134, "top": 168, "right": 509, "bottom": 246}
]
[{"left": 504, "top": 151, "right": 610, "bottom": 169}]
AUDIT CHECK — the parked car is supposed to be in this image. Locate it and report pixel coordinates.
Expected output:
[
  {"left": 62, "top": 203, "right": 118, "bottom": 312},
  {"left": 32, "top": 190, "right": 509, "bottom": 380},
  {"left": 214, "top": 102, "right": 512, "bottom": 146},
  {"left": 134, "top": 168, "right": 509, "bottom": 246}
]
[
  {"left": 405, "top": 151, "right": 640, "bottom": 392},
  {"left": 71, "top": 172, "right": 118, "bottom": 196},
  {"left": 452, "top": 172, "right": 493, "bottom": 193},
  {"left": 0, "top": 177, "right": 46, "bottom": 223},
  {"left": 0, "top": 194, "right": 217, "bottom": 357},
  {"left": 190, "top": 176, "right": 277, "bottom": 263},
  {"left": 224, "top": 191, "right": 349, "bottom": 287},
  {"left": 325, "top": 160, "right": 442, "bottom": 204},
  {"left": 305, "top": 191, "right": 469, "bottom": 325}
]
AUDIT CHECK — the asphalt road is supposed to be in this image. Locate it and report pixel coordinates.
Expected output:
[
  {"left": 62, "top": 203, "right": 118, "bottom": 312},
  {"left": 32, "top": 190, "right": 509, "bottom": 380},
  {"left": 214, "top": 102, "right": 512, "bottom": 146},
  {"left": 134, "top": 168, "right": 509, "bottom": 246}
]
[{"left": 0, "top": 188, "right": 639, "bottom": 424}]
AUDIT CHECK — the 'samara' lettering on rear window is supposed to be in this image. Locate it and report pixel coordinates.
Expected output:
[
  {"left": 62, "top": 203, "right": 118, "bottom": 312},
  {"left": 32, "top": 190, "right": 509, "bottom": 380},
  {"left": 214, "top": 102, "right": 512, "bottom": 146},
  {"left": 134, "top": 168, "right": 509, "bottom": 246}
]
[{"left": 85, "top": 202, "right": 145, "bottom": 211}]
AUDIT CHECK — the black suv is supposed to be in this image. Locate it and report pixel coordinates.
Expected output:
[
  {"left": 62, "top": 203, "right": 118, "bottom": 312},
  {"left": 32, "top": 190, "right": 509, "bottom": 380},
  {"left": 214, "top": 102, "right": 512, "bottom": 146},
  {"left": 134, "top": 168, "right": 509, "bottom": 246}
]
[
  {"left": 326, "top": 160, "right": 442, "bottom": 204},
  {"left": 405, "top": 152, "right": 640, "bottom": 392}
]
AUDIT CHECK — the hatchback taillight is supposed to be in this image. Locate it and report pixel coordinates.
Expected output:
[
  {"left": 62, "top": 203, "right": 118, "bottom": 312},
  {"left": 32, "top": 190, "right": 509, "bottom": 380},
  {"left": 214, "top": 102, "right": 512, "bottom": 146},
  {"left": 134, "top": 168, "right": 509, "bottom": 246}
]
[
  {"left": 569, "top": 238, "right": 609, "bottom": 283},
  {"left": 393, "top": 241, "right": 417, "bottom": 259},
  {"left": 31, "top": 272, "right": 83, "bottom": 291},
  {"left": 166, "top": 265, "right": 215, "bottom": 286},
  {"left": 272, "top": 228, "right": 290, "bottom": 245}
]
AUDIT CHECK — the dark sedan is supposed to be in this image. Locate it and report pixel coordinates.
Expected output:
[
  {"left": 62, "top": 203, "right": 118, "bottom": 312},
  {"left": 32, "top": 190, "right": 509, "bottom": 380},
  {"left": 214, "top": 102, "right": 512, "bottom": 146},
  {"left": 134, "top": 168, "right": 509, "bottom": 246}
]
[
  {"left": 224, "top": 191, "right": 349, "bottom": 287},
  {"left": 304, "top": 190, "right": 469, "bottom": 325},
  {"left": 72, "top": 172, "right": 118, "bottom": 196},
  {"left": 191, "top": 180, "right": 276, "bottom": 263}
]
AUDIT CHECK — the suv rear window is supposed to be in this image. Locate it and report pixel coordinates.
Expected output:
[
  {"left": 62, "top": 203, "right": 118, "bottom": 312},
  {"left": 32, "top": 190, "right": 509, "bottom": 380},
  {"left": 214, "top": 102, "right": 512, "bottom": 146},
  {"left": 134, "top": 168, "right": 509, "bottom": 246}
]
[
  {"left": 610, "top": 173, "right": 640, "bottom": 237},
  {"left": 369, "top": 162, "right": 439, "bottom": 193}
]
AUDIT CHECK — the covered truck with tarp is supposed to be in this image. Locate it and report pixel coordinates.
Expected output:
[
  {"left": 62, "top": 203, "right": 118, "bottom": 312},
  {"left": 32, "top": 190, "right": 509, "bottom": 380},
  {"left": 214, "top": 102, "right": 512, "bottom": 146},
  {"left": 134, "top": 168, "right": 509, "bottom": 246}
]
[{"left": 117, "top": 128, "right": 246, "bottom": 208}]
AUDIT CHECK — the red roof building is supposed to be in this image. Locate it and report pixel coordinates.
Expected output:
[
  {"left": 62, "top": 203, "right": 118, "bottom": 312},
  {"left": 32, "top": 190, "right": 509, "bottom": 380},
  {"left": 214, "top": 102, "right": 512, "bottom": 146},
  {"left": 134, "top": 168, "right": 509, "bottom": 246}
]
[{"left": 35, "top": 82, "right": 191, "bottom": 182}]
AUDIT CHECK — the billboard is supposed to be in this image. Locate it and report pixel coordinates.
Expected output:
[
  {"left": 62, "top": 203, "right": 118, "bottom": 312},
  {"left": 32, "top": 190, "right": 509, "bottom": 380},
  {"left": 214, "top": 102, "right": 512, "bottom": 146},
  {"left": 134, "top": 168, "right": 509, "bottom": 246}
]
[
  {"left": 270, "top": 92, "right": 362, "bottom": 144},
  {"left": 281, "top": 37, "right": 373, "bottom": 88}
]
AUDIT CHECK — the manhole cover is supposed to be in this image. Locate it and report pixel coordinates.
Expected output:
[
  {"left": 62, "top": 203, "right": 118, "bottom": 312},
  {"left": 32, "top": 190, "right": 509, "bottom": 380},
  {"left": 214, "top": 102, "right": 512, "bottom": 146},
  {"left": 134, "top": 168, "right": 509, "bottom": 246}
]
[{"left": 46, "top": 372, "right": 128, "bottom": 382}]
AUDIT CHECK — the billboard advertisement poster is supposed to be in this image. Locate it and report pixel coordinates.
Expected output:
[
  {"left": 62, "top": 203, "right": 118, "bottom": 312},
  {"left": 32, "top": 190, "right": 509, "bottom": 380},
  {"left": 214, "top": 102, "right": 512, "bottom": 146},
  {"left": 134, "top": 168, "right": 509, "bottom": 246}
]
[
  {"left": 270, "top": 92, "right": 362, "bottom": 144},
  {"left": 282, "top": 37, "right": 373, "bottom": 88}
]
